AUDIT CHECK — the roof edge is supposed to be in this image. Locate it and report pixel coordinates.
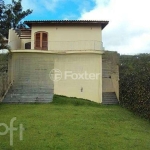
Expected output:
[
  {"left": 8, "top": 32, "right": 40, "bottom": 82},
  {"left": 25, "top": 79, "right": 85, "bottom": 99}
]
[{"left": 24, "top": 20, "right": 109, "bottom": 29}]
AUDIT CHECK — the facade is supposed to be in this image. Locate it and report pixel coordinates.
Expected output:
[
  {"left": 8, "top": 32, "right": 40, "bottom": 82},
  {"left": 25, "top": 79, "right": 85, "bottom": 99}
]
[{"left": 3, "top": 20, "right": 119, "bottom": 104}]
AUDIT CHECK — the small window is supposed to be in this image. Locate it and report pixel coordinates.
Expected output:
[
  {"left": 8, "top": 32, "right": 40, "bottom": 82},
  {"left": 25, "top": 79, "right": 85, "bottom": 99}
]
[
  {"left": 25, "top": 42, "right": 31, "bottom": 49},
  {"left": 34, "top": 32, "right": 48, "bottom": 50}
]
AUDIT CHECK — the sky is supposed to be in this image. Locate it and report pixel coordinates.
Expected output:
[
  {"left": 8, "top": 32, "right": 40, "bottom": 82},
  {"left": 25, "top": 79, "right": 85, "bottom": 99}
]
[{"left": 5, "top": 0, "right": 150, "bottom": 54}]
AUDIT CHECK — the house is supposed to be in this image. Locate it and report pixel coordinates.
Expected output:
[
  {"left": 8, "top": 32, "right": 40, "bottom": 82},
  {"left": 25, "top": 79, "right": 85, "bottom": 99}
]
[{"left": 2, "top": 20, "right": 119, "bottom": 104}]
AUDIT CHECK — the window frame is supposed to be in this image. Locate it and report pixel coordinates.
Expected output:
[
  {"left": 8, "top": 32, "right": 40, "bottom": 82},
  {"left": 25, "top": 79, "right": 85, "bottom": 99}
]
[{"left": 34, "top": 31, "right": 48, "bottom": 50}]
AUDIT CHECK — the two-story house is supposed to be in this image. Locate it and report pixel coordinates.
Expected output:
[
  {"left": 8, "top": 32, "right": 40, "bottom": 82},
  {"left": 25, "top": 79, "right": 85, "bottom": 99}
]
[{"left": 3, "top": 20, "right": 119, "bottom": 104}]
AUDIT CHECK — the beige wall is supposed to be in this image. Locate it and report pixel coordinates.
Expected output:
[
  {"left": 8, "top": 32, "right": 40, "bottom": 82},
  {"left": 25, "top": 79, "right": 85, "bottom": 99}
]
[
  {"left": 10, "top": 51, "right": 103, "bottom": 103},
  {"left": 31, "top": 25, "right": 102, "bottom": 50},
  {"left": 54, "top": 53, "right": 102, "bottom": 103},
  {"left": 8, "top": 29, "right": 31, "bottom": 50},
  {"left": 102, "top": 51, "right": 119, "bottom": 100},
  {"left": 8, "top": 29, "right": 21, "bottom": 49},
  {"left": 8, "top": 25, "right": 102, "bottom": 51},
  {"left": 21, "top": 39, "right": 31, "bottom": 49}
]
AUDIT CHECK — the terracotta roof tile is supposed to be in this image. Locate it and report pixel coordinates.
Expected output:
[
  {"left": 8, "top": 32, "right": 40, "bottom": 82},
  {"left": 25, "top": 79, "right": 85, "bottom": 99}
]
[{"left": 24, "top": 20, "right": 109, "bottom": 29}]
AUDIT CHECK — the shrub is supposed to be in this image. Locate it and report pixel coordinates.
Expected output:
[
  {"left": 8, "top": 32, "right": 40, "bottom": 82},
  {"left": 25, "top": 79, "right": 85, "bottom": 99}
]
[{"left": 119, "top": 54, "right": 150, "bottom": 120}]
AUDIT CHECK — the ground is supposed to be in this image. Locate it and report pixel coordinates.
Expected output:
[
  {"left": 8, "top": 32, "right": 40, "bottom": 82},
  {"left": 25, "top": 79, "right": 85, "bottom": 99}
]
[{"left": 0, "top": 95, "right": 150, "bottom": 150}]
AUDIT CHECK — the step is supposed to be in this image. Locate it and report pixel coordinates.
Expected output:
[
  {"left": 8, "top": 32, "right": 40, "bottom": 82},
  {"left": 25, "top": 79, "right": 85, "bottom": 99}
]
[
  {"left": 2, "top": 85, "right": 54, "bottom": 103},
  {"left": 102, "top": 92, "right": 118, "bottom": 104},
  {"left": 7, "top": 88, "right": 54, "bottom": 94},
  {"left": 2, "top": 100, "right": 52, "bottom": 103},
  {"left": 3, "top": 94, "right": 53, "bottom": 103}
]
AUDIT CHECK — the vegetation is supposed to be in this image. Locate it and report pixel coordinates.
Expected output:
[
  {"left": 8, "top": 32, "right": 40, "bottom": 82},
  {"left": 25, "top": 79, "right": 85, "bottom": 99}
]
[
  {"left": 119, "top": 54, "right": 150, "bottom": 120},
  {"left": 0, "top": 0, "right": 32, "bottom": 49},
  {"left": 0, "top": 53, "right": 8, "bottom": 71},
  {"left": 0, "top": 34, "right": 9, "bottom": 50},
  {"left": 0, "top": 95, "right": 150, "bottom": 149},
  {"left": 0, "top": 0, "right": 9, "bottom": 49}
]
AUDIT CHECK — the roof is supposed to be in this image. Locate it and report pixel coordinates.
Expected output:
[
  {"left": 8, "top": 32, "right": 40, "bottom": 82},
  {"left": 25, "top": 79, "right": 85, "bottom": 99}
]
[{"left": 24, "top": 20, "right": 109, "bottom": 30}]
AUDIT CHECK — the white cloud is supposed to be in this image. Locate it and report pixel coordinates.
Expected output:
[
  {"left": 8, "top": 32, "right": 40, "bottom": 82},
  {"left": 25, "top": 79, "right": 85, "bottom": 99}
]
[{"left": 79, "top": 0, "right": 150, "bottom": 54}]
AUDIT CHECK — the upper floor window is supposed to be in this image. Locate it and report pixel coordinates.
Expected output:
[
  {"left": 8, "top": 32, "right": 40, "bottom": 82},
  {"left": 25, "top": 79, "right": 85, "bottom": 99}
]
[{"left": 34, "top": 31, "right": 48, "bottom": 50}]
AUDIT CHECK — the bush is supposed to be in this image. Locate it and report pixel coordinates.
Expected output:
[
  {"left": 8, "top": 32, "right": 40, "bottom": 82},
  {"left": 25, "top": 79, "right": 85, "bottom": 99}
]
[{"left": 119, "top": 54, "right": 150, "bottom": 120}]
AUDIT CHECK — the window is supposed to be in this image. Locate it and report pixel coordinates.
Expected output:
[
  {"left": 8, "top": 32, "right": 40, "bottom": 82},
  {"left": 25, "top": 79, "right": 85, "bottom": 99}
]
[
  {"left": 34, "top": 32, "right": 48, "bottom": 50},
  {"left": 25, "top": 42, "right": 31, "bottom": 49}
]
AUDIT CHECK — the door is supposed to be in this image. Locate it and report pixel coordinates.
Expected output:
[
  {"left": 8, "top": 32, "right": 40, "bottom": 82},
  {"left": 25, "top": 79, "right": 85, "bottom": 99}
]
[{"left": 35, "top": 31, "right": 48, "bottom": 50}]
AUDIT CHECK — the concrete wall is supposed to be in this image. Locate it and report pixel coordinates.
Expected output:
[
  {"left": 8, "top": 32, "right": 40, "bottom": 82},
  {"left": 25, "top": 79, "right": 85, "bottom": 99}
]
[
  {"left": 21, "top": 39, "right": 31, "bottom": 49},
  {"left": 8, "top": 29, "right": 31, "bottom": 50},
  {"left": 31, "top": 25, "right": 102, "bottom": 50},
  {"left": 10, "top": 51, "right": 103, "bottom": 103},
  {"left": 8, "top": 29, "right": 21, "bottom": 49},
  {"left": 11, "top": 53, "right": 54, "bottom": 90},
  {"left": 102, "top": 51, "right": 119, "bottom": 100},
  {"left": 54, "top": 53, "right": 102, "bottom": 103}
]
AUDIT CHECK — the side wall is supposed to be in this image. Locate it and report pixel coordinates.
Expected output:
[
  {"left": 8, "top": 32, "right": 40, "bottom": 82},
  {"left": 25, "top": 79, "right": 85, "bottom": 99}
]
[
  {"left": 102, "top": 51, "right": 119, "bottom": 100},
  {"left": 8, "top": 29, "right": 21, "bottom": 49}
]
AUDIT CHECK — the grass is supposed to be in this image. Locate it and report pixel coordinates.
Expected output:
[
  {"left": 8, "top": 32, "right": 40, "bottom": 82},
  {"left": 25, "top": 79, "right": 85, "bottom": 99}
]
[{"left": 0, "top": 95, "right": 150, "bottom": 150}]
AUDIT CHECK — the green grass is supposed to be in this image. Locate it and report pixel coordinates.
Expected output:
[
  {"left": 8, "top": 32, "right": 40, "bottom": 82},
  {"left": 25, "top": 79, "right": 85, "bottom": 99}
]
[{"left": 0, "top": 95, "right": 150, "bottom": 150}]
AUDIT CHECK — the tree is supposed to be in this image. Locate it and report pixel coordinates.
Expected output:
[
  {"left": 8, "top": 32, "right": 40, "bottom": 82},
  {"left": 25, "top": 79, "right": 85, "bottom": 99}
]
[
  {"left": 0, "top": 0, "right": 6, "bottom": 27},
  {"left": 0, "top": 0, "right": 5, "bottom": 17},
  {"left": 0, "top": 0, "right": 32, "bottom": 39},
  {"left": 0, "top": 0, "right": 9, "bottom": 50},
  {"left": 0, "top": 34, "right": 9, "bottom": 50}
]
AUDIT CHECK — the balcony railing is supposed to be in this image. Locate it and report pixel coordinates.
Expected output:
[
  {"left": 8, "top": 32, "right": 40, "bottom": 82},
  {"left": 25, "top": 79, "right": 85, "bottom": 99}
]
[{"left": 32, "top": 40, "right": 104, "bottom": 51}]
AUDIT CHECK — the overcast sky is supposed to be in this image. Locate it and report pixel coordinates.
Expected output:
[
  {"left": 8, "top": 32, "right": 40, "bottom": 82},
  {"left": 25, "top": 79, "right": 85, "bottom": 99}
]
[{"left": 5, "top": 0, "right": 150, "bottom": 54}]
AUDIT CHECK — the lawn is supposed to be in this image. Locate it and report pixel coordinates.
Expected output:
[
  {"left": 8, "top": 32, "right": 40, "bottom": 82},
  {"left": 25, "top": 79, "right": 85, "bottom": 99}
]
[{"left": 0, "top": 95, "right": 150, "bottom": 150}]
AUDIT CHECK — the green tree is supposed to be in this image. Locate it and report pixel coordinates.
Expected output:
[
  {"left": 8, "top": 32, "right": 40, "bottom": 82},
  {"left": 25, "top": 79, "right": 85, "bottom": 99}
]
[
  {"left": 0, "top": 0, "right": 32, "bottom": 40},
  {"left": 0, "top": 0, "right": 5, "bottom": 18},
  {"left": 0, "top": 0, "right": 9, "bottom": 50},
  {"left": 0, "top": 34, "right": 9, "bottom": 50}
]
